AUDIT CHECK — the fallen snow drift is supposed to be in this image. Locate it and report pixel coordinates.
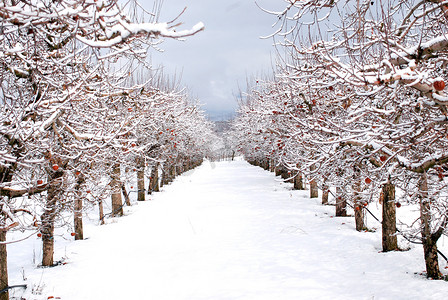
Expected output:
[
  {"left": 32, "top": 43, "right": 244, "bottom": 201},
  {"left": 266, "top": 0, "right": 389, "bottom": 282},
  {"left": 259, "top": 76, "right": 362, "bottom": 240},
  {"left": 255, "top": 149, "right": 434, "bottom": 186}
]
[{"left": 8, "top": 159, "right": 448, "bottom": 299}]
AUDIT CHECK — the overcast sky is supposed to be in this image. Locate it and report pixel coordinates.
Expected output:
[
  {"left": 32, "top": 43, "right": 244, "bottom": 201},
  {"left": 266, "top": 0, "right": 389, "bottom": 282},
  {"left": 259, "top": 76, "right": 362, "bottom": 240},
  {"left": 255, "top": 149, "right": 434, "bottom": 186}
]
[{"left": 139, "top": 0, "right": 285, "bottom": 120}]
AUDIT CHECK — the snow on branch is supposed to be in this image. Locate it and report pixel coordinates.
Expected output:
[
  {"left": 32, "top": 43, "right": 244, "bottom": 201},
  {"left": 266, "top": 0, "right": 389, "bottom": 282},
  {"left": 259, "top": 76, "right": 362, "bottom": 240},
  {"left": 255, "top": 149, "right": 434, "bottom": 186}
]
[
  {"left": 390, "top": 34, "right": 448, "bottom": 66},
  {"left": 405, "top": 153, "right": 448, "bottom": 173},
  {"left": 0, "top": 184, "right": 49, "bottom": 199},
  {"left": 76, "top": 21, "right": 205, "bottom": 48},
  {"left": 33, "top": 109, "right": 64, "bottom": 138}
]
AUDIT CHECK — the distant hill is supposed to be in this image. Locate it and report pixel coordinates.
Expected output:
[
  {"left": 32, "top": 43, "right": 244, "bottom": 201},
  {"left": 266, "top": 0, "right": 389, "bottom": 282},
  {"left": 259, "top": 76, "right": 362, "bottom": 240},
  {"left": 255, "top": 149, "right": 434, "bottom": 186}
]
[
  {"left": 213, "top": 120, "right": 232, "bottom": 134},
  {"left": 206, "top": 110, "right": 235, "bottom": 122}
]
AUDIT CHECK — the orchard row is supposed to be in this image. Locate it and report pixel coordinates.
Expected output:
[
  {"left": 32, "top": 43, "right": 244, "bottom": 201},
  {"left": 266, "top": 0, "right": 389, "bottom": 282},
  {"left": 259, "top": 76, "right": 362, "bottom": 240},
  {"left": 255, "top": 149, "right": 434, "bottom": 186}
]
[
  {"left": 230, "top": 0, "right": 448, "bottom": 280},
  {"left": 0, "top": 1, "right": 211, "bottom": 298}
]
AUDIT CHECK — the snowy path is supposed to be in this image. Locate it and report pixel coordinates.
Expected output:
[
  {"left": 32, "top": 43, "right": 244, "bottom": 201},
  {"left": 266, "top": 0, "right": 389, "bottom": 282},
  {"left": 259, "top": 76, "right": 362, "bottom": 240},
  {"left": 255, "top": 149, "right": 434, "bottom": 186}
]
[{"left": 10, "top": 159, "right": 448, "bottom": 299}]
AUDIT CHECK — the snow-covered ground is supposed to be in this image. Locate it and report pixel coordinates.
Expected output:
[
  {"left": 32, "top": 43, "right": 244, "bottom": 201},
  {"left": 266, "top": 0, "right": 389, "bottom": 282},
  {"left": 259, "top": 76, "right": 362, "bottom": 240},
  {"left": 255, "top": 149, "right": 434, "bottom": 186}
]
[{"left": 7, "top": 159, "right": 448, "bottom": 299}]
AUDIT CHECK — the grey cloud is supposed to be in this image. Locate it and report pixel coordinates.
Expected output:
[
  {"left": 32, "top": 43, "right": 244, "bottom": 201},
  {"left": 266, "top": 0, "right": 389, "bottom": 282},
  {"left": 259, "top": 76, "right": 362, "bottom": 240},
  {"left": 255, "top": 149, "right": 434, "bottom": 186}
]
[{"left": 143, "top": 0, "right": 284, "bottom": 119}]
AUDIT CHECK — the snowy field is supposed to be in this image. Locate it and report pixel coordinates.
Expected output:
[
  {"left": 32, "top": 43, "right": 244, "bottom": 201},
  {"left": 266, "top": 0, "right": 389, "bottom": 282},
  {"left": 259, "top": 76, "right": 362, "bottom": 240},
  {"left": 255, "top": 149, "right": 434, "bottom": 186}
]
[{"left": 7, "top": 159, "right": 448, "bottom": 299}]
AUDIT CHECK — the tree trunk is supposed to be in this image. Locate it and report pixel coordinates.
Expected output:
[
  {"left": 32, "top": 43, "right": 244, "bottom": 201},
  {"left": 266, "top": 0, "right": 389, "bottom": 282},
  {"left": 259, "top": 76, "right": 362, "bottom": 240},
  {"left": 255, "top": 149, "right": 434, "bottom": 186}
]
[
  {"left": 285, "top": 170, "right": 292, "bottom": 182},
  {"left": 74, "top": 198, "right": 83, "bottom": 240},
  {"left": 161, "top": 165, "right": 169, "bottom": 187},
  {"left": 160, "top": 169, "right": 164, "bottom": 188},
  {"left": 111, "top": 164, "right": 123, "bottom": 217},
  {"left": 281, "top": 168, "right": 288, "bottom": 180},
  {"left": 353, "top": 180, "right": 364, "bottom": 232},
  {"left": 74, "top": 174, "right": 85, "bottom": 240},
  {"left": 275, "top": 166, "right": 282, "bottom": 177},
  {"left": 98, "top": 199, "right": 105, "bottom": 225},
  {"left": 41, "top": 194, "right": 56, "bottom": 267},
  {"left": 166, "top": 165, "right": 172, "bottom": 184},
  {"left": 183, "top": 161, "right": 189, "bottom": 174},
  {"left": 322, "top": 183, "right": 329, "bottom": 205},
  {"left": 148, "top": 163, "right": 159, "bottom": 194},
  {"left": 419, "top": 172, "right": 442, "bottom": 279},
  {"left": 137, "top": 164, "right": 145, "bottom": 201},
  {"left": 262, "top": 159, "right": 269, "bottom": 171},
  {"left": 0, "top": 229, "right": 8, "bottom": 300},
  {"left": 169, "top": 165, "right": 176, "bottom": 183},
  {"left": 294, "top": 173, "right": 304, "bottom": 190},
  {"left": 382, "top": 180, "right": 398, "bottom": 252},
  {"left": 310, "top": 165, "right": 318, "bottom": 198},
  {"left": 41, "top": 168, "right": 64, "bottom": 267},
  {"left": 335, "top": 186, "right": 347, "bottom": 217},
  {"left": 121, "top": 185, "right": 131, "bottom": 207},
  {"left": 0, "top": 168, "right": 12, "bottom": 300},
  {"left": 176, "top": 163, "right": 183, "bottom": 176},
  {"left": 354, "top": 203, "right": 364, "bottom": 231}
]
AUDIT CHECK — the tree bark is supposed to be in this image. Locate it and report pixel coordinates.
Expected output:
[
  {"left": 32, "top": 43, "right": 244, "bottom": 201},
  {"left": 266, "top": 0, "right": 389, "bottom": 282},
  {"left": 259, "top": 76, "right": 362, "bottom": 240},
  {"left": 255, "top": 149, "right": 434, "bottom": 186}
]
[
  {"left": 285, "top": 170, "right": 294, "bottom": 183},
  {"left": 262, "top": 159, "right": 269, "bottom": 171},
  {"left": 354, "top": 203, "right": 364, "bottom": 231},
  {"left": 335, "top": 187, "right": 347, "bottom": 217},
  {"left": 0, "top": 229, "right": 8, "bottom": 300},
  {"left": 74, "top": 174, "right": 85, "bottom": 240},
  {"left": 353, "top": 180, "right": 364, "bottom": 231},
  {"left": 41, "top": 192, "right": 56, "bottom": 267},
  {"left": 160, "top": 168, "right": 165, "bottom": 188},
  {"left": 309, "top": 165, "right": 318, "bottom": 198},
  {"left": 322, "top": 183, "right": 329, "bottom": 205},
  {"left": 294, "top": 173, "right": 305, "bottom": 190},
  {"left": 41, "top": 168, "right": 64, "bottom": 267},
  {"left": 0, "top": 167, "right": 12, "bottom": 300},
  {"left": 111, "top": 164, "right": 123, "bottom": 217},
  {"left": 98, "top": 199, "right": 105, "bottom": 225},
  {"left": 148, "top": 163, "right": 159, "bottom": 194},
  {"left": 382, "top": 180, "right": 398, "bottom": 252},
  {"left": 169, "top": 164, "right": 176, "bottom": 183},
  {"left": 121, "top": 185, "right": 131, "bottom": 207},
  {"left": 275, "top": 166, "right": 282, "bottom": 177},
  {"left": 161, "top": 165, "right": 169, "bottom": 187},
  {"left": 137, "top": 164, "right": 145, "bottom": 201},
  {"left": 419, "top": 172, "right": 442, "bottom": 279},
  {"left": 74, "top": 198, "right": 83, "bottom": 240},
  {"left": 176, "top": 163, "right": 183, "bottom": 176}
]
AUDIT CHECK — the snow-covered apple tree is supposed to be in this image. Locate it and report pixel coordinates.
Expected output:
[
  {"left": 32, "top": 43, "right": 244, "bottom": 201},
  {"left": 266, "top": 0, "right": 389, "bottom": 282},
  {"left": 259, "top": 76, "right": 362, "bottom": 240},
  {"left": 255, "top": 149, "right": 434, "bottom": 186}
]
[{"left": 231, "top": 0, "right": 448, "bottom": 279}]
